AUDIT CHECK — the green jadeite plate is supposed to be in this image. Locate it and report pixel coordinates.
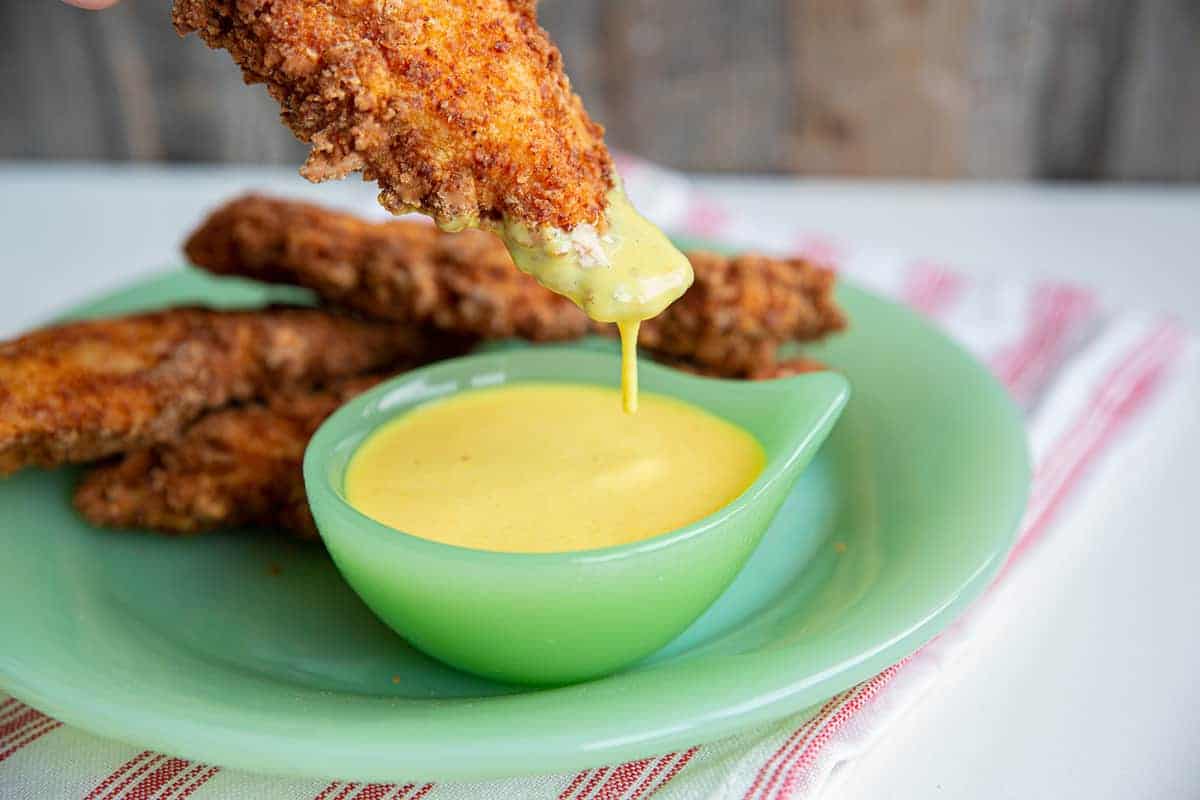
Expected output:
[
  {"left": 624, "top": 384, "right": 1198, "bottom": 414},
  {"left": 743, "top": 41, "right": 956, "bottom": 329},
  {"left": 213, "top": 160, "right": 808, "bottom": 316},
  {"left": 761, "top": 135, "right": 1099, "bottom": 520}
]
[{"left": 0, "top": 268, "right": 1029, "bottom": 782}]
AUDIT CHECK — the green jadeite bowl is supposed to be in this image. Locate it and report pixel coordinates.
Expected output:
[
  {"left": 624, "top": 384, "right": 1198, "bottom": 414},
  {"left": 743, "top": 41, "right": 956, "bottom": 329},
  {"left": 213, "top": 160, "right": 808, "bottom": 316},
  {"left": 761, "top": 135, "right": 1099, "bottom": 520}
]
[{"left": 303, "top": 347, "right": 849, "bottom": 686}]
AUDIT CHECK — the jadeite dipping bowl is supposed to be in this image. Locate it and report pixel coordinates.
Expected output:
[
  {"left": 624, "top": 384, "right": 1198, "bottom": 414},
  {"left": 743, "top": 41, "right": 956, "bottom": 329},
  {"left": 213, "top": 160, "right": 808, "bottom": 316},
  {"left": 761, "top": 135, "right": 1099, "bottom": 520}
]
[{"left": 303, "top": 347, "right": 849, "bottom": 686}]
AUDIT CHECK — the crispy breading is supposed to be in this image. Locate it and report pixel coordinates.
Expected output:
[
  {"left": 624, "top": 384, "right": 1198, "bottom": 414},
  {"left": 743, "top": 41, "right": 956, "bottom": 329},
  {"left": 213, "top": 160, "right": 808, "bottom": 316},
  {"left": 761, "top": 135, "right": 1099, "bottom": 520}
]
[
  {"left": 185, "top": 195, "right": 846, "bottom": 375},
  {"left": 746, "top": 356, "right": 830, "bottom": 380},
  {"left": 631, "top": 251, "right": 847, "bottom": 377},
  {"left": 0, "top": 308, "right": 434, "bottom": 475},
  {"left": 172, "top": 0, "right": 614, "bottom": 234},
  {"left": 185, "top": 194, "right": 588, "bottom": 341},
  {"left": 73, "top": 376, "right": 384, "bottom": 539},
  {"left": 72, "top": 355, "right": 823, "bottom": 539},
  {"left": 663, "top": 355, "right": 830, "bottom": 380}
]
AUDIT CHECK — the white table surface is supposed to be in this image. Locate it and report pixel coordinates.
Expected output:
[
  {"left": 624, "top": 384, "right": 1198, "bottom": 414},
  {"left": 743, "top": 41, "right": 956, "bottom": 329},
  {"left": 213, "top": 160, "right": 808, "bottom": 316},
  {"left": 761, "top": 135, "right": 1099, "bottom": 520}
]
[{"left": 2, "top": 163, "right": 1198, "bottom": 799}]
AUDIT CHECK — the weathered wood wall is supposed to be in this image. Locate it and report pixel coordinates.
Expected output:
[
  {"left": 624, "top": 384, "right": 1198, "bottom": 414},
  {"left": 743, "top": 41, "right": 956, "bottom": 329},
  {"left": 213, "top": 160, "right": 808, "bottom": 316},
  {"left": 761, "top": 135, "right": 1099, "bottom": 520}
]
[{"left": 2, "top": 0, "right": 1197, "bottom": 179}]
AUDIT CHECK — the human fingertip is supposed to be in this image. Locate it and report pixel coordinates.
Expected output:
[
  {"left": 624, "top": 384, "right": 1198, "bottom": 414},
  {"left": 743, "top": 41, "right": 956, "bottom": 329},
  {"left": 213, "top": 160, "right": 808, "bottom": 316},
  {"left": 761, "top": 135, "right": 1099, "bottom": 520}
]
[{"left": 63, "top": 0, "right": 122, "bottom": 9}]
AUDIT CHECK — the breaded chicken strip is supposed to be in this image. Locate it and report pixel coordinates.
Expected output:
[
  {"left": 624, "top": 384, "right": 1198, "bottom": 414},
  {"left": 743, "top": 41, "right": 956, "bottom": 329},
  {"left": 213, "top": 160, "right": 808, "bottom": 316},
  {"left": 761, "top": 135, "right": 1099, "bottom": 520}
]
[
  {"left": 73, "top": 356, "right": 824, "bottom": 539},
  {"left": 185, "top": 195, "right": 846, "bottom": 376},
  {"left": 171, "top": 0, "right": 613, "bottom": 235},
  {"left": 74, "top": 376, "right": 383, "bottom": 539},
  {"left": 0, "top": 308, "right": 433, "bottom": 475},
  {"left": 636, "top": 251, "right": 846, "bottom": 377},
  {"left": 745, "top": 357, "right": 830, "bottom": 380},
  {"left": 661, "top": 356, "right": 830, "bottom": 381},
  {"left": 186, "top": 194, "right": 588, "bottom": 341}
]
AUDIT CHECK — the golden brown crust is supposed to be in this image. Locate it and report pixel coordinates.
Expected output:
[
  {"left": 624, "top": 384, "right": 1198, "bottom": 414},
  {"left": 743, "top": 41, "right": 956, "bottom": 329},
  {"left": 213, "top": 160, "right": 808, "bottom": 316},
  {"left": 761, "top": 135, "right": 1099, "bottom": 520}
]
[
  {"left": 185, "top": 195, "right": 847, "bottom": 376},
  {"left": 185, "top": 194, "right": 588, "bottom": 340},
  {"left": 653, "top": 355, "right": 829, "bottom": 380},
  {"left": 0, "top": 308, "right": 434, "bottom": 475},
  {"left": 171, "top": 0, "right": 614, "bottom": 232},
  {"left": 74, "top": 376, "right": 385, "bottom": 539},
  {"left": 745, "top": 356, "right": 830, "bottom": 379},
  {"left": 629, "top": 251, "right": 847, "bottom": 377}
]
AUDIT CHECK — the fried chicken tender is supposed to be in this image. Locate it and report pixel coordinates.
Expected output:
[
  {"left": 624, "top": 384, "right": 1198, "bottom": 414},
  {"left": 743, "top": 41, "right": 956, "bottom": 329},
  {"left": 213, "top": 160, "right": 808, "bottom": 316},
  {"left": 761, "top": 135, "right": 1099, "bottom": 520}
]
[
  {"left": 663, "top": 356, "right": 830, "bottom": 380},
  {"left": 747, "top": 357, "right": 830, "bottom": 380},
  {"left": 74, "top": 376, "right": 385, "bottom": 539},
  {"left": 186, "top": 194, "right": 588, "bottom": 341},
  {"left": 634, "top": 251, "right": 847, "bottom": 377},
  {"left": 72, "top": 354, "right": 823, "bottom": 539},
  {"left": 172, "top": 0, "right": 614, "bottom": 235},
  {"left": 185, "top": 195, "right": 846, "bottom": 376},
  {"left": 0, "top": 308, "right": 433, "bottom": 475}
]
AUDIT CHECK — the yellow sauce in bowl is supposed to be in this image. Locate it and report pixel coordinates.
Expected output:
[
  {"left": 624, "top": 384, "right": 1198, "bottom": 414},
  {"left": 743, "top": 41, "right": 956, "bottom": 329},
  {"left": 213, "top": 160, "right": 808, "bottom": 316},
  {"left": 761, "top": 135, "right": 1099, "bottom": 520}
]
[{"left": 344, "top": 383, "right": 764, "bottom": 553}]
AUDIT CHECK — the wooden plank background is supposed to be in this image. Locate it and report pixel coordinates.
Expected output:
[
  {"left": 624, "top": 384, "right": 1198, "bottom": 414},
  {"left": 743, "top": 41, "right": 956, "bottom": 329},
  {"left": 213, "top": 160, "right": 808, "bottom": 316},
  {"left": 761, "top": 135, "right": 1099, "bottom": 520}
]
[{"left": 2, "top": 0, "right": 1197, "bottom": 179}]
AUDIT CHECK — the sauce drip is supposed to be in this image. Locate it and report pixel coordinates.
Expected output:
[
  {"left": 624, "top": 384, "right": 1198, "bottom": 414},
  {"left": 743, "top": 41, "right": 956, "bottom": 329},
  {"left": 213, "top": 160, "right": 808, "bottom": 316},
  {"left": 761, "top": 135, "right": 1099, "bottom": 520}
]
[
  {"left": 617, "top": 320, "right": 640, "bottom": 414},
  {"left": 495, "top": 187, "right": 693, "bottom": 412}
]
